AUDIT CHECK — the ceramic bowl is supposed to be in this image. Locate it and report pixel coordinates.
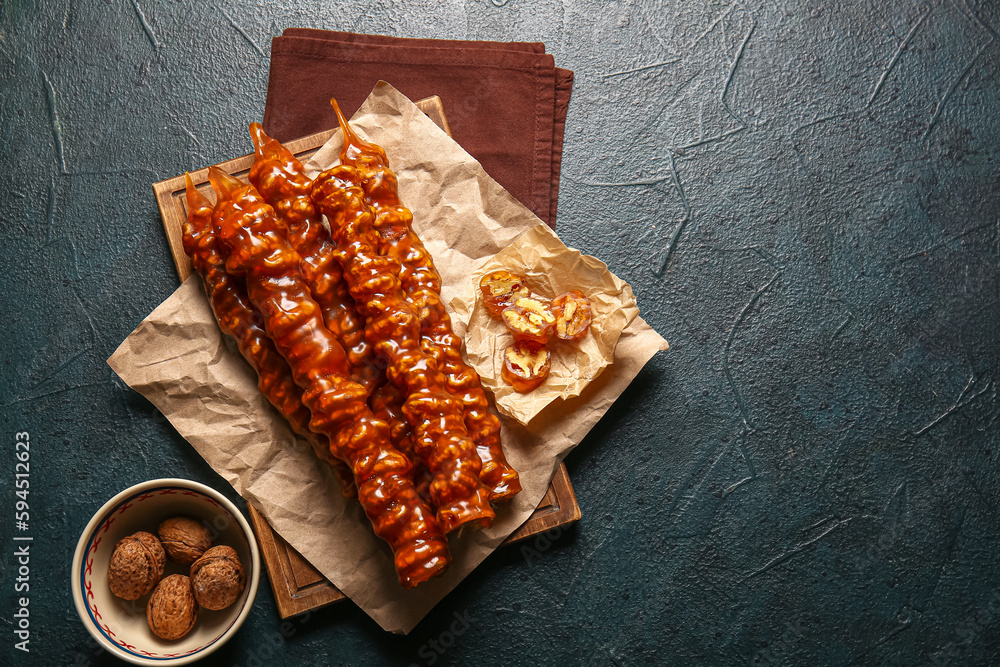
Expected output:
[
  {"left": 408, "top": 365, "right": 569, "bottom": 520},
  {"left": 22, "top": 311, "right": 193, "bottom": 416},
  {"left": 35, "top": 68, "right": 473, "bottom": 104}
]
[{"left": 71, "top": 478, "right": 260, "bottom": 665}]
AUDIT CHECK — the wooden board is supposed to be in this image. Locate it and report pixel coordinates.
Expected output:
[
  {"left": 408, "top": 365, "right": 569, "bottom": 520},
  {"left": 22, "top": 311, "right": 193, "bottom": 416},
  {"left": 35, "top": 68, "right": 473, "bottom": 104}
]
[{"left": 152, "top": 96, "right": 581, "bottom": 619}]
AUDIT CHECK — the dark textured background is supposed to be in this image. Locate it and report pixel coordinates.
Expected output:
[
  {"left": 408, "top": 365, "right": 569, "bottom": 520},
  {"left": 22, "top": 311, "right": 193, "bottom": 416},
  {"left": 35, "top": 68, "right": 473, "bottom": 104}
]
[{"left": 2, "top": 1, "right": 999, "bottom": 665}]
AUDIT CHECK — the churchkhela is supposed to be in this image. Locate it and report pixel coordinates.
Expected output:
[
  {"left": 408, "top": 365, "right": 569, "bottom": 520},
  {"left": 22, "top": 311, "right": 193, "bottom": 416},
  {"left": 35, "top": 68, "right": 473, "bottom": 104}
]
[
  {"left": 247, "top": 123, "right": 380, "bottom": 395},
  {"left": 178, "top": 99, "right": 530, "bottom": 584},
  {"left": 480, "top": 270, "right": 594, "bottom": 394},
  {"left": 206, "top": 166, "right": 450, "bottom": 588},
  {"left": 327, "top": 100, "right": 521, "bottom": 501},
  {"left": 181, "top": 174, "right": 356, "bottom": 498},
  {"left": 310, "top": 128, "right": 495, "bottom": 533}
]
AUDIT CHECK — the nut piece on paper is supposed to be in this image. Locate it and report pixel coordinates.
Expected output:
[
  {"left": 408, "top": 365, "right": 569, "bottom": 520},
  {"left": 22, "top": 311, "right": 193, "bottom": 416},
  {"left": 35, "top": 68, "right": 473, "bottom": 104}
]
[{"left": 458, "top": 224, "right": 639, "bottom": 425}]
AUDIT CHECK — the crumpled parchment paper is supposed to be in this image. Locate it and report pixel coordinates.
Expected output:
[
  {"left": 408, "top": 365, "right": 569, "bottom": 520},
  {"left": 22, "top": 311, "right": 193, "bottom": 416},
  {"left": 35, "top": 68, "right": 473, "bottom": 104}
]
[
  {"left": 455, "top": 224, "right": 640, "bottom": 424},
  {"left": 108, "top": 81, "right": 668, "bottom": 634}
]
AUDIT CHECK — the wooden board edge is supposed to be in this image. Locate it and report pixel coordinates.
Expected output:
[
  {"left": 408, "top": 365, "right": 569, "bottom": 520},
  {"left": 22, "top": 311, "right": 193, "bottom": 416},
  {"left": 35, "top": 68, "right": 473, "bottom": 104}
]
[
  {"left": 248, "top": 503, "right": 347, "bottom": 617},
  {"left": 504, "top": 462, "right": 581, "bottom": 545}
]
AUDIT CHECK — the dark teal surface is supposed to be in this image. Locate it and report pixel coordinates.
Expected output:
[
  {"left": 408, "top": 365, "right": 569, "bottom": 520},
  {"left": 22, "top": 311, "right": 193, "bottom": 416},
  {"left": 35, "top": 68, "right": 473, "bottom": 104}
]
[{"left": 3, "top": 1, "right": 1000, "bottom": 665}]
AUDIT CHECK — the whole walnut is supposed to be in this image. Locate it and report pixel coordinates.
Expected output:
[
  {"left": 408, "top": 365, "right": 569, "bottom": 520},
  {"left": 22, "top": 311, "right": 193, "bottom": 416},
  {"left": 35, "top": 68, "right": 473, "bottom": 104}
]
[
  {"left": 157, "top": 517, "right": 212, "bottom": 564},
  {"left": 108, "top": 531, "right": 166, "bottom": 600},
  {"left": 146, "top": 574, "right": 198, "bottom": 640},
  {"left": 190, "top": 545, "right": 246, "bottom": 610}
]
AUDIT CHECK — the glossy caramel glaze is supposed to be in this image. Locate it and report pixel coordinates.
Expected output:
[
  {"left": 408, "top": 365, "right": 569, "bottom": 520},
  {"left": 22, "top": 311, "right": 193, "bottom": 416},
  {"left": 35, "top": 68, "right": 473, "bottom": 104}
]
[
  {"left": 329, "top": 100, "right": 521, "bottom": 501},
  {"left": 369, "top": 381, "right": 415, "bottom": 460},
  {"left": 310, "top": 138, "right": 495, "bottom": 533},
  {"left": 181, "top": 174, "right": 357, "bottom": 498},
  {"left": 480, "top": 270, "right": 532, "bottom": 318},
  {"left": 551, "top": 290, "right": 593, "bottom": 341},
  {"left": 502, "top": 296, "right": 557, "bottom": 345},
  {"left": 369, "top": 381, "right": 432, "bottom": 502},
  {"left": 207, "top": 167, "right": 449, "bottom": 588},
  {"left": 246, "top": 123, "right": 381, "bottom": 394},
  {"left": 502, "top": 340, "right": 552, "bottom": 393}
]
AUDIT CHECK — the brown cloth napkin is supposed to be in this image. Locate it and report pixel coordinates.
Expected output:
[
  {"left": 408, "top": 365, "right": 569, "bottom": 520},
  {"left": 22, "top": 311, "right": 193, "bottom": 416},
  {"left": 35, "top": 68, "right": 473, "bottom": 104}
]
[{"left": 263, "top": 30, "right": 573, "bottom": 226}]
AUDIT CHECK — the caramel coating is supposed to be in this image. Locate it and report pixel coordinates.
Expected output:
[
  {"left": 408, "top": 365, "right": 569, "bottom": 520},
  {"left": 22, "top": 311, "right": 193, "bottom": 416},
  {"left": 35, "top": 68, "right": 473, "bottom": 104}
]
[
  {"left": 369, "top": 382, "right": 433, "bottom": 502},
  {"left": 369, "top": 381, "right": 416, "bottom": 461},
  {"left": 480, "top": 270, "right": 531, "bottom": 318},
  {"left": 552, "top": 290, "right": 593, "bottom": 341},
  {"left": 158, "top": 517, "right": 212, "bottom": 565},
  {"left": 247, "top": 124, "right": 380, "bottom": 394},
  {"left": 328, "top": 100, "right": 520, "bottom": 502},
  {"left": 310, "top": 142, "right": 495, "bottom": 530},
  {"left": 502, "top": 341, "right": 552, "bottom": 393},
  {"left": 108, "top": 531, "right": 165, "bottom": 600},
  {"left": 147, "top": 575, "right": 198, "bottom": 641},
  {"left": 502, "top": 296, "right": 556, "bottom": 345},
  {"left": 208, "top": 167, "right": 449, "bottom": 588},
  {"left": 182, "top": 175, "right": 357, "bottom": 498},
  {"left": 190, "top": 545, "right": 246, "bottom": 611}
]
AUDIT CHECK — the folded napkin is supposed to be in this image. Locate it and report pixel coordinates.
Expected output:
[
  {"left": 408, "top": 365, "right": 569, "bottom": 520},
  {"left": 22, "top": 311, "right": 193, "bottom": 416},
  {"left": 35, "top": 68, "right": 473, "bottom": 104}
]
[{"left": 263, "top": 30, "right": 573, "bottom": 226}]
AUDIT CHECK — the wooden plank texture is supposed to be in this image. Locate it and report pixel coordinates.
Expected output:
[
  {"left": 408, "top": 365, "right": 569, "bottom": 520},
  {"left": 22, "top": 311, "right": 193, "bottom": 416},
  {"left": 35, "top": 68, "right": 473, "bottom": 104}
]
[{"left": 153, "top": 96, "right": 581, "bottom": 619}]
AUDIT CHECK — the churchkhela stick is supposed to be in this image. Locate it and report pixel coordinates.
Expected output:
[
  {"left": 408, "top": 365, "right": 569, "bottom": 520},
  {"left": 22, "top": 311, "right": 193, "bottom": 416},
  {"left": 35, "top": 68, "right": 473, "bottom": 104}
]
[
  {"left": 246, "top": 123, "right": 381, "bottom": 394},
  {"left": 310, "top": 147, "right": 495, "bottom": 533},
  {"left": 247, "top": 124, "right": 416, "bottom": 486},
  {"left": 328, "top": 100, "right": 521, "bottom": 501},
  {"left": 181, "top": 174, "right": 357, "bottom": 498},
  {"left": 207, "top": 166, "right": 450, "bottom": 588}
]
